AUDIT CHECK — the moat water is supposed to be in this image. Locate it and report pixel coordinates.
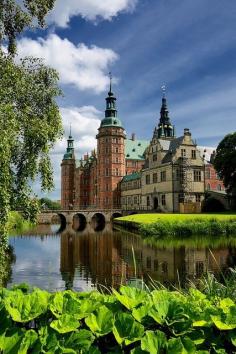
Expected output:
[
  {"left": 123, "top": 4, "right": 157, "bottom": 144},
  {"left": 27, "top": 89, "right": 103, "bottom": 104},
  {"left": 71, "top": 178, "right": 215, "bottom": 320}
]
[{"left": 7, "top": 223, "right": 236, "bottom": 291}]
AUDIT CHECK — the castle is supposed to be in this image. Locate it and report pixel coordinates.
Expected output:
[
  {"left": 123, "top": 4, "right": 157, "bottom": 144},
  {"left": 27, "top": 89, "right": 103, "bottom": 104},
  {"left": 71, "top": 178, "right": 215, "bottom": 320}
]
[{"left": 61, "top": 82, "right": 225, "bottom": 212}]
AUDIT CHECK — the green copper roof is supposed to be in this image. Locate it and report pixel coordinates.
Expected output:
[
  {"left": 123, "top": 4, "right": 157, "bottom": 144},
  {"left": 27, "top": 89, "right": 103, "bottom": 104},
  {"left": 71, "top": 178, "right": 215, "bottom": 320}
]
[
  {"left": 122, "top": 172, "right": 141, "bottom": 182},
  {"left": 100, "top": 116, "right": 123, "bottom": 128},
  {"left": 63, "top": 152, "right": 74, "bottom": 160},
  {"left": 125, "top": 139, "right": 149, "bottom": 160}
]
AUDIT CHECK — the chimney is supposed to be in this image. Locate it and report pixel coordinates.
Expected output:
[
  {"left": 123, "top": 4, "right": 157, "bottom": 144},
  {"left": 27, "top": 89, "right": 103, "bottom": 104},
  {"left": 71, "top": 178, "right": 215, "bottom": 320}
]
[{"left": 131, "top": 133, "right": 136, "bottom": 141}]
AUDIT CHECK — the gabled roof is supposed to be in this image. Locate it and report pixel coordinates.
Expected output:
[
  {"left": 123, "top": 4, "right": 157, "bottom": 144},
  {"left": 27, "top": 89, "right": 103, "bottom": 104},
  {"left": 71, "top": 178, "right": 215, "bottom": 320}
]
[
  {"left": 125, "top": 139, "right": 149, "bottom": 160},
  {"left": 122, "top": 171, "right": 141, "bottom": 182}
]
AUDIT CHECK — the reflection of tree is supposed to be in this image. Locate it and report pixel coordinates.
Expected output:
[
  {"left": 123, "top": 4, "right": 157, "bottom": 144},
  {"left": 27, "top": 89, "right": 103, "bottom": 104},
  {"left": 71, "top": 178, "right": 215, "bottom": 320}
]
[{"left": 0, "top": 245, "right": 16, "bottom": 287}]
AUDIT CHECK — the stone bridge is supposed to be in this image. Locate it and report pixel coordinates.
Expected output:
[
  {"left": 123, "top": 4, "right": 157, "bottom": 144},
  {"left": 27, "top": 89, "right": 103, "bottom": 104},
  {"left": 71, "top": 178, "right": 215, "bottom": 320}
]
[
  {"left": 37, "top": 209, "right": 123, "bottom": 231},
  {"left": 208, "top": 191, "right": 231, "bottom": 210}
]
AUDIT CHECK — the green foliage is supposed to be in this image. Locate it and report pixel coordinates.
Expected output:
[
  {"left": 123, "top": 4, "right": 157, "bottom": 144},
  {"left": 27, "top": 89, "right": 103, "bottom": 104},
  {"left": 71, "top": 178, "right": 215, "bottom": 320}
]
[
  {"left": 0, "top": 54, "right": 62, "bottom": 245},
  {"left": 0, "top": 0, "right": 61, "bottom": 248},
  {"left": 40, "top": 197, "right": 61, "bottom": 210},
  {"left": 1, "top": 286, "right": 236, "bottom": 353},
  {"left": 139, "top": 219, "right": 236, "bottom": 239},
  {"left": 0, "top": 0, "right": 56, "bottom": 55},
  {"left": 214, "top": 132, "right": 236, "bottom": 197}
]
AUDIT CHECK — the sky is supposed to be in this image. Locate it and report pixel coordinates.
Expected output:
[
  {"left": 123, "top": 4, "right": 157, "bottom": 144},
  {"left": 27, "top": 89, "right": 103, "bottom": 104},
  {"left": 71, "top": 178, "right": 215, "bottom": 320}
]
[{"left": 17, "top": 0, "right": 236, "bottom": 199}]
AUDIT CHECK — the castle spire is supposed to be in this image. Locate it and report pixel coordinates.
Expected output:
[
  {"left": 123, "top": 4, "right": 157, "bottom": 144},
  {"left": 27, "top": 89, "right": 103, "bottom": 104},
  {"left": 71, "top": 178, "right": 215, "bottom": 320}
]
[
  {"left": 156, "top": 88, "right": 175, "bottom": 139},
  {"left": 63, "top": 126, "right": 75, "bottom": 160},
  {"left": 105, "top": 72, "right": 117, "bottom": 118}
]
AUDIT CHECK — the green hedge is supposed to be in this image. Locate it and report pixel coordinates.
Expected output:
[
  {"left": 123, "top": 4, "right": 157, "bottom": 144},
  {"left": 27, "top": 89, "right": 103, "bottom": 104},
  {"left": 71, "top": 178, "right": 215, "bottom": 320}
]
[
  {"left": 1, "top": 285, "right": 236, "bottom": 353},
  {"left": 140, "top": 219, "right": 236, "bottom": 239}
]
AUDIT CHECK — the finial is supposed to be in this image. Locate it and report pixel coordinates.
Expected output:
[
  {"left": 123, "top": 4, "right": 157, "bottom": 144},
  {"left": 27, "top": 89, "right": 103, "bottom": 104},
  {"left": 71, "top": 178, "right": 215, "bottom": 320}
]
[
  {"left": 69, "top": 123, "right": 72, "bottom": 137},
  {"left": 109, "top": 71, "right": 112, "bottom": 93},
  {"left": 161, "top": 84, "right": 166, "bottom": 98}
]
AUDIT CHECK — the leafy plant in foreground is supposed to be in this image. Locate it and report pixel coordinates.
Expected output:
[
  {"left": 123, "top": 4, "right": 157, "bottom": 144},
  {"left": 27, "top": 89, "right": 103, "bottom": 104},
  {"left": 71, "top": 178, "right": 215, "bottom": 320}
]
[{"left": 1, "top": 285, "right": 236, "bottom": 352}]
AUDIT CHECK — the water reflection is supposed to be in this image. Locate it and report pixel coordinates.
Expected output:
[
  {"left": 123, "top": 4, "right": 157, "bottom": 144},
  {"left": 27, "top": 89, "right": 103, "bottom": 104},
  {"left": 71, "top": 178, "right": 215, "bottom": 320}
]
[{"left": 8, "top": 224, "right": 236, "bottom": 292}]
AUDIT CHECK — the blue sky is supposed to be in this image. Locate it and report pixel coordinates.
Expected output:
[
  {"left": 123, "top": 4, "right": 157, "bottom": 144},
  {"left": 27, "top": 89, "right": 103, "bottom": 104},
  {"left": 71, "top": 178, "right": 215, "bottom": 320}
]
[{"left": 18, "top": 0, "right": 236, "bottom": 199}]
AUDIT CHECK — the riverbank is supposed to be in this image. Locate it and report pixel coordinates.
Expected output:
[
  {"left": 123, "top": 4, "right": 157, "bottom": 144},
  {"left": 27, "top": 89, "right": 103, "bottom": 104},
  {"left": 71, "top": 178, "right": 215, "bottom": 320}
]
[
  {"left": 1, "top": 279, "right": 236, "bottom": 353},
  {"left": 7, "top": 211, "right": 34, "bottom": 233},
  {"left": 115, "top": 213, "right": 236, "bottom": 237}
]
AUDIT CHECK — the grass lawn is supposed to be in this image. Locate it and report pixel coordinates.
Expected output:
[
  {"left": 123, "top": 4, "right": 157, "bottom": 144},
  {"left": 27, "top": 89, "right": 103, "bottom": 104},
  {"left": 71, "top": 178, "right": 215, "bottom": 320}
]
[{"left": 117, "top": 212, "right": 236, "bottom": 225}]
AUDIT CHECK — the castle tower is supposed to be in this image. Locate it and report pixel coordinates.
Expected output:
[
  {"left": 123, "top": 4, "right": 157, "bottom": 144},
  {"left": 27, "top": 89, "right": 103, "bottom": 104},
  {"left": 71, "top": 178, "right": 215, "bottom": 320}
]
[
  {"left": 153, "top": 92, "right": 175, "bottom": 139},
  {"left": 96, "top": 74, "right": 126, "bottom": 209},
  {"left": 61, "top": 128, "right": 75, "bottom": 209}
]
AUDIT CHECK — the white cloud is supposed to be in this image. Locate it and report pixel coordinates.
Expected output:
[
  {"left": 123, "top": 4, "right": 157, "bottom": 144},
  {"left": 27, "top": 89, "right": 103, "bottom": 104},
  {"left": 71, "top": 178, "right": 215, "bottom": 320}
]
[
  {"left": 54, "top": 105, "right": 101, "bottom": 155},
  {"left": 48, "top": 0, "right": 137, "bottom": 27},
  {"left": 17, "top": 34, "right": 119, "bottom": 93}
]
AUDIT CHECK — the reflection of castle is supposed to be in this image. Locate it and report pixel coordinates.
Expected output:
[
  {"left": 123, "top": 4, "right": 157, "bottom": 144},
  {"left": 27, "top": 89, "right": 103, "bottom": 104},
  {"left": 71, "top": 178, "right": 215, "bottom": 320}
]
[
  {"left": 61, "top": 80, "right": 225, "bottom": 212},
  {"left": 59, "top": 227, "right": 234, "bottom": 290}
]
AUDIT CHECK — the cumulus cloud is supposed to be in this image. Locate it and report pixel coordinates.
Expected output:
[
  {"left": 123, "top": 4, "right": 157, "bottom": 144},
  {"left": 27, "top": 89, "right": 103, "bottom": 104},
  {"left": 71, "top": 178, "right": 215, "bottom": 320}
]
[
  {"left": 47, "top": 0, "right": 137, "bottom": 27},
  {"left": 54, "top": 105, "right": 101, "bottom": 155},
  {"left": 17, "top": 34, "right": 119, "bottom": 93}
]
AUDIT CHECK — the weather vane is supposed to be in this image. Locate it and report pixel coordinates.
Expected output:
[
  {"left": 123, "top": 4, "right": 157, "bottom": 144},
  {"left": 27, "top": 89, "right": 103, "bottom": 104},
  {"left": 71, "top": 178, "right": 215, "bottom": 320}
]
[
  {"left": 109, "top": 71, "right": 112, "bottom": 92},
  {"left": 161, "top": 84, "right": 166, "bottom": 97}
]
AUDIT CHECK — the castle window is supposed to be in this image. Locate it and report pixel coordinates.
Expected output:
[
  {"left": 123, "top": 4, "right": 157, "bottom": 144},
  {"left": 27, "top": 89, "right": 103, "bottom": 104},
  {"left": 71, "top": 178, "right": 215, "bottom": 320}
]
[
  {"left": 181, "top": 149, "right": 186, "bottom": 157},
  {"left": 205, "top": 169, "right": 211, "bottom": 179},
  {"left": 162, "top": 262, "right": 168, "bottom": 273},
  {"left": 161, "top": 171, "right": 166, "bottom": 182},
  {"left": 116, "top": 168, "right": 119, "bottom": 176},
  {"left": 191, "top": 150, "right": 196, "bottom": 159},
  {"left": 105, "top": 168, "right": 109, "bottom": 176},
  {"left": 115, "top": 147, "right": 119, "bottom": 153},
  {"left": 154, "top": 259, "right": 158, "bottom": 271},
  {"left": 146, "top": 257, "right": 151, "bottom": 269},
  {"left": 153, "top": 173, "right": 158, "bottom": 183},
  {"left": 147, "top": 196, "right": 150, "bottom": 207},
  {"left": 194, "top": 170, "right": 201, "bottom": 182},
  {"left": 179, "top": 193, "right": 184, "bottom": 203},
  {"left": 161, "top": 194, "right": 166, "bottom": 206},
  {"left": 196, "top": 194, "right": 201, "bottom": 202},
  {"left": 153, "top": 154, "right": 157, "bottom": 162},
  {"left": 146, "top": 175, "right": 150, "bottom": 184},
  {"left": 105, "top": 147, "right": 109, "bottom": 154},
  {"left": 196, "top": 261, "right": 204, "bottom": 277}
]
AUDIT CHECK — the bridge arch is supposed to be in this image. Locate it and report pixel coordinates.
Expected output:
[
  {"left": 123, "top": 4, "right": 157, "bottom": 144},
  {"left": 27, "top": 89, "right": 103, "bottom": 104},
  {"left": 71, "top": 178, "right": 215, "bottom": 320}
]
[
  {"left": 51, "top": 213, "right": 67, "bottom": 233},
  {"left": 91, "top": 212, "right": 106, "bottom": 231},
  {"left": 73, "top": 213, "right": 87, "bottom": 231}
]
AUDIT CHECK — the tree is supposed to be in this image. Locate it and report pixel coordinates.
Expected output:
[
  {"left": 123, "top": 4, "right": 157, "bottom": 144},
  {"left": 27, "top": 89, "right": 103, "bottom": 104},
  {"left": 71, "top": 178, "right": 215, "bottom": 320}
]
[
  {"left": 213, "top": 132, "right": 236, "bottom": 205},
  {"left": 0, "top": 0, "right": 56, "bottom": 55},
  {"left": 40, "top": 198, "right": 61, "bottom": 210},
  {"left": 0, "top": 0, "right": 62, "bottom": 247}
]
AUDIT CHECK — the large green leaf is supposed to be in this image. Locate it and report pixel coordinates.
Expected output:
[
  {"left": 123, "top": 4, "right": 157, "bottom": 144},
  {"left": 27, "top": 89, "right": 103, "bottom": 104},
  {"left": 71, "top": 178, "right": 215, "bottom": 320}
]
[
  {"left": 85, "top": 305, "right": 113, "bottom": 336},
  {"left": 132, "top": 303, "right": 152, "bottom": 323},
  {"left": 49, "top": 291, "right": 81, "bottom": 318},
  {"left": 18, "top": 330, "right": 38, "bottom": 354},
  {"left": 167, "top": 337, "right": 196, "bottom": 354},
  {"left": 141, "top": 330, "right": 167, "bottom": 354},
  {"left": 113, "top": 286, "right": 147, "bottom": 310},
  {"left": 4, "top": 289, "right": 50, "bottom": 322},
  {"left": 63, "top": 330, "right": 95, "bottom": 352},
  {"left": 219, "top": 298, "right": 235, "bottom": 314},
  {"left": 0, "top": 328, "right": 24, "bottom": 354},
  {"left": 113, "top": 312, "right": 144, "bottom": 345},
  {"left": 50, "top": 314, "right": 80, "bottom": 333}
]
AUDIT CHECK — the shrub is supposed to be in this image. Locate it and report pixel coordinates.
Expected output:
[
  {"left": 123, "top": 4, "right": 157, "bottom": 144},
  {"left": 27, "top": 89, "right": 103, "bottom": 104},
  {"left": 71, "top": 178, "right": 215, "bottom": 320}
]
[{"left": 1, "top": 285, "right": 236, "bottom": 353}]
